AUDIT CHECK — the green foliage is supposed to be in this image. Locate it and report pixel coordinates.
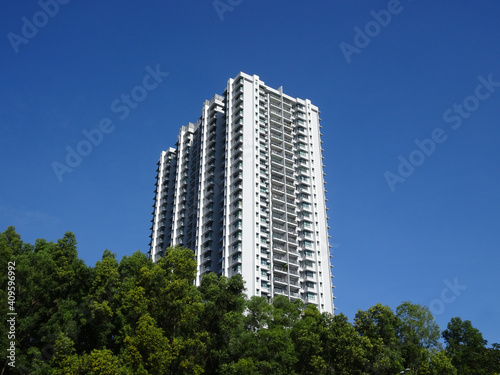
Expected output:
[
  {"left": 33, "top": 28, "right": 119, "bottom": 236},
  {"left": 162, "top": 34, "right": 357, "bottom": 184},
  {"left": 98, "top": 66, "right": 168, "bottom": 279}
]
[
  {"left": 419, "top": 350, "right": 457, "bottom": 375},
  {"left": 2, "top": 227, "right": 499, "bottom": 375},
  {"left": 443, "top": 317, "right": 500, "bottom": 374},
  {"left": 354, "top": 303, "right": 405, "bottom": 374},
  {"left": 396, "top": 301, "right": 442, "bottom": 372},
  {"left": 198, "top": 272, "right": 246, "bottom": 374}
]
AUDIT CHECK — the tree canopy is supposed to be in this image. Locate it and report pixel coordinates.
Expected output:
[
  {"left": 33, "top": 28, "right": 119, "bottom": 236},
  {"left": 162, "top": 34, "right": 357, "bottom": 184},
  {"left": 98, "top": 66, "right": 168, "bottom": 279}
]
[{"left": 1, "top": 227, "right": 498, "bottom": 374}]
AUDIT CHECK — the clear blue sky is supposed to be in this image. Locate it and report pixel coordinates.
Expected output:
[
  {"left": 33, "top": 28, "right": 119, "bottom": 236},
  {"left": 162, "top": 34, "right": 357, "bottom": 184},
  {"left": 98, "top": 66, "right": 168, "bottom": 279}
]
[{"left": 2, "top": 1, "right": 499, "bottom": 344}]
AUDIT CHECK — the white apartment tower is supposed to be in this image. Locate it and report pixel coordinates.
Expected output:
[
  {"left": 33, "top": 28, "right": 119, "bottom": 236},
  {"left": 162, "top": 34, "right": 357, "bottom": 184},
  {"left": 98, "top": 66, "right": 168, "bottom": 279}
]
[{"left": 149, "top": 72, "right": 335, "bottom": 314}]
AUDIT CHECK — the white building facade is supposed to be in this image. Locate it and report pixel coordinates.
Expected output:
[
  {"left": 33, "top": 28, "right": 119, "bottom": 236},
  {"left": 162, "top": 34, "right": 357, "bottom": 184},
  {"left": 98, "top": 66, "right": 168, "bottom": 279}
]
[{"left": 150, "top": 72, "right": 335, "bottom": 314}]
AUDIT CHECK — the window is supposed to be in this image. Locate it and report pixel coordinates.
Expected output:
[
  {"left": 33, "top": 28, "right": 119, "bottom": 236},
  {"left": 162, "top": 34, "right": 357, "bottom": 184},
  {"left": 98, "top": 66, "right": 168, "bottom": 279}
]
[{"left": 233, "top": 264, "right": 242, "bottom": 272}]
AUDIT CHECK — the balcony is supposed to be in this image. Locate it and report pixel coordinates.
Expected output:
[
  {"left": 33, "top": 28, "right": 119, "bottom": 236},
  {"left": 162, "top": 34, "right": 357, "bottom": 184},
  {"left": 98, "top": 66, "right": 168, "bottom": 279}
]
[
  {"left": 272, "top": 175, "right": 284, "bottom": 185},
  {"left": 305, "top": 273, "right": 316, "bottom": 281},
  {"left": 272, "top": 185, "right": 284, "bottom": 192},
  {"left": 270, "top": 141, "right": 282, "bottom": 150},
  {"left": 272, "top": 233, "right": 285, "bottom": 242},
  {"left": 272, "top": 194, "right": 285, "bottom": 202},
  {"left": 232, "top": 138, "right": 243, "bottom": 148},
  {"left": 306, "top": 293, "right": 317, "bottom": 301},
  {"left": 271, "top": 155, "right": 283, "bottom": 164},
  {"left": 271, "top": 133, "right": 282, "bottom": 142},
  {"left": 271, "top": 167, "right": 284, "bottom": 174},
  {"left": 272, "top": 245, "right": 286, "bottom": 253},
  {"left": 274, "top": 276, "right": 287, "bottom": 284},
  {"left": 273, "top": 254, "right": 286, "bottom": 262},
  {"left": 274, "top": 288, "right": 287, "bottom": 296},
  {"left": 270, "top": 124, "right": 281, "bottom": 132},
  {"left": 303, "top": 261, "right": 315, "bottom": 270},
  {"left": 272, "top": 213, "right": 285, "bottom": 222}
]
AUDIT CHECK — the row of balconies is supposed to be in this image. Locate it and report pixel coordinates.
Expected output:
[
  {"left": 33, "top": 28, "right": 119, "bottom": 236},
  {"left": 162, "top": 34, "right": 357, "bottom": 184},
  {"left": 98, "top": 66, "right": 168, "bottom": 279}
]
[{"left": 272, "top": 253, "right": 298, "bottom": 265}]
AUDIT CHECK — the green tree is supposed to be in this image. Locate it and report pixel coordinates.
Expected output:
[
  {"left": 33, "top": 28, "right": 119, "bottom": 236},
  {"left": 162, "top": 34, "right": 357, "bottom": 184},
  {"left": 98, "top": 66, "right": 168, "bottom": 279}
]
[
  {"left": 291, "top": 305, "right": 327, "bottom": 375},
  {"left": 327, "top": 312, "right": 371, "bottom": 374},
  {"left": 354, "top": 303, "right": 404, "bottom": 374},
  {"left": 2, "top": 229, "right": 91, "bottom": 374},
  {"left": 79, "top": 249, "right": 121, "bottom": 352},
  {"left": 122, "top": 314, "right": 180, "bottom": 375},
  {"left": 51, "top": 334, "right": 83, "bottom": 374},
  {"left": 0, "top": 227, "right": 21, "bottom": 374},
  {"left": 52, "top": 334, "right": 128, "bottom": 374},
  {"left": 198, "top": 272, "right": 246, "bottom": 374},
  {"left": 442, "top": 317, "right": 494, "bottom": 374},
  {"left": 224, "top": 296, "right": 299, "bottom": 375},
  {"left": 133, "top": 246, "right": 208, "bottom": 374},
  {"left": 419, "top": 350, "right": 457, "bottom": 375},
  {"left": 396, "top": 301, "right": 442, "bottom": 373},
  {"left": 485, "top": 343, "right": 500, "bottom": 374}
]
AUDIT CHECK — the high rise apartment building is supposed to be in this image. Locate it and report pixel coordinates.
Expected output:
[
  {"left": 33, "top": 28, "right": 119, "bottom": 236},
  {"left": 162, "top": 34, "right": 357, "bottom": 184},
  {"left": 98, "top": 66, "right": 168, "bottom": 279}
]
[{"left": 149, "top": 72, "right": 335, "bottom": 314}]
